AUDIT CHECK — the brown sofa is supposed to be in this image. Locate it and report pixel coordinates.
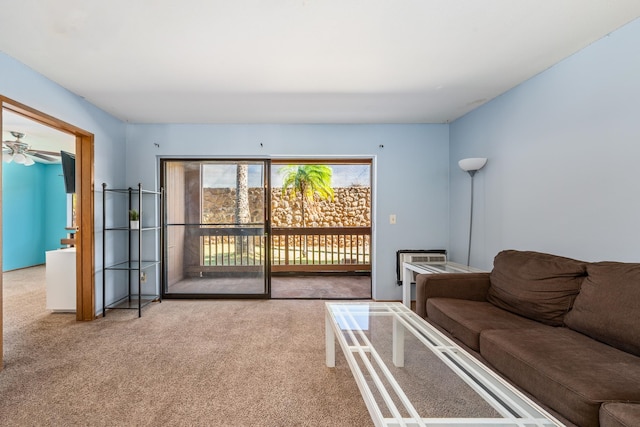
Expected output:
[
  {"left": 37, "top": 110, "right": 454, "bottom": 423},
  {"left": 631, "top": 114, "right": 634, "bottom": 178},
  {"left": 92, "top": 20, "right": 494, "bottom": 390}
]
[{"left": 415, "top": 250, "right": 640, "bottom": 427}]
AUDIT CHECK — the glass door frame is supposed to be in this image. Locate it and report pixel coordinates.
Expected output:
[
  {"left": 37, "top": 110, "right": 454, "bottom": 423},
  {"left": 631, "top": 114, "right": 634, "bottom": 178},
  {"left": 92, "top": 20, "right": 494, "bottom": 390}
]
[{"left": 160, "top": 158, "right": 272, "bottom": 299}]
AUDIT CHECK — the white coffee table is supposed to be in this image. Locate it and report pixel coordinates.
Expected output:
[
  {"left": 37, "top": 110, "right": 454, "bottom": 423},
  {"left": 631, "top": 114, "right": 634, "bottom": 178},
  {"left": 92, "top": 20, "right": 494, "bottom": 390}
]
[
  {"left": 402, "top": 262, "right": 484, "bottom": 307},
  {"left": 325, "top": 302, "right": 563, "bottom": 426}
]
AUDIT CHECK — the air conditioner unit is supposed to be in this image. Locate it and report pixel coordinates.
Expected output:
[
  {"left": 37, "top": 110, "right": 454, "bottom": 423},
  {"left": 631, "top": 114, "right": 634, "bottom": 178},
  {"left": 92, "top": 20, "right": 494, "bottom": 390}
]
[{"left": 396, "top": 250, "right": 447, "bottom": 285}]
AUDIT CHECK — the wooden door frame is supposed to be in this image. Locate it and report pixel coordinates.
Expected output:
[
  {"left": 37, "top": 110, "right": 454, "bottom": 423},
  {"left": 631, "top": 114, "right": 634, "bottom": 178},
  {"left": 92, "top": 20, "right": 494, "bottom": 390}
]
[{"left": 0, "top": 96, "right": 95, "bottom": 369}]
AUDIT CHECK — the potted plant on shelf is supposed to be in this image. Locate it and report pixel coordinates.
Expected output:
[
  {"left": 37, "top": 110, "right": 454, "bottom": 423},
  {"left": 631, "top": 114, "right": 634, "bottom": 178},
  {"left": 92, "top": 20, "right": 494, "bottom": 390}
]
[{"left": 129, "top": 209, "right": 140, "bottom": 229}]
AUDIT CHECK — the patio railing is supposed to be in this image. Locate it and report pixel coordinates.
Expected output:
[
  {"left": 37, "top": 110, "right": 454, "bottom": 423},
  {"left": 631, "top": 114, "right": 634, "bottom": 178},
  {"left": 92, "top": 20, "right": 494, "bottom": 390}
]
[
  {"left": 270, "top": 227, "right": 370, "bottom": 272},
  {"left": 197, "top": 226, "right": 371, "bottom": 273}
]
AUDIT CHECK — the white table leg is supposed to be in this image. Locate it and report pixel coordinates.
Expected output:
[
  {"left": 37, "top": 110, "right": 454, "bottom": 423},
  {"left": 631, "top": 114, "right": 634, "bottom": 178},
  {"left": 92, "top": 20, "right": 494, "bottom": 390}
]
[
  {"left": 326, "top": 310, "right": 335, "bottom": 367},
  {"left": 402, "top": 264, "right": 411, "bottom": 307},
  {"left": 392, "top": 315, "right": 405, "bottom": 367}
]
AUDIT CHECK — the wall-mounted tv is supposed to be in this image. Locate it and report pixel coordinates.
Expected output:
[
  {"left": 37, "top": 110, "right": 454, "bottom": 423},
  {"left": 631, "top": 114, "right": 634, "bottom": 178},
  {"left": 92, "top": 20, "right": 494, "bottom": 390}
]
[{"left": 60, "top": 151, "right": 76, "bottom": 194}]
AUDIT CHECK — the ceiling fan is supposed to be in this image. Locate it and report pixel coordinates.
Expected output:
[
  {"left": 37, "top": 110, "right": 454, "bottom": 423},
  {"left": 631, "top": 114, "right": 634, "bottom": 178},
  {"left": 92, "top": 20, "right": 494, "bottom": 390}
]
[{"left": 2, "top": 131, "right": 60, "bottom": 166}]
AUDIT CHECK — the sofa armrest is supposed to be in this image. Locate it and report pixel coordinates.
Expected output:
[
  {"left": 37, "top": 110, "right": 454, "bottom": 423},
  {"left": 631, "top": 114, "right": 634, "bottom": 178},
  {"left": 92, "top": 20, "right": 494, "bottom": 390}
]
[
  {"left": 600, "top": 402, "right": 640, "bottom": 427},
  {"left": 415, "top": 272, "right": 491, "bottom": 318}
]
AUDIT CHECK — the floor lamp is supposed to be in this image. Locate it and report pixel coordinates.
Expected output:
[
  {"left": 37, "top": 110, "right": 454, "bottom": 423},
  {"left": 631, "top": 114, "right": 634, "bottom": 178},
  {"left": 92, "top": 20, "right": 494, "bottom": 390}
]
[{"left": 458, "top": 158, "right": 487, "bottom": 266}]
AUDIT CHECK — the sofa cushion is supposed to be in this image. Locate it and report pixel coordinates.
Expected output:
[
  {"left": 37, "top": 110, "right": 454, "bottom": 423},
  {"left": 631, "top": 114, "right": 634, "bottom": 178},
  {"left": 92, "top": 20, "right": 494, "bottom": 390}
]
[
  {"left": 600, "top": 403, "right": 640, "bottom": 427},
  {"left": 487, "top": 250, "right": 586, "bottom": 326},
  {"left": 564, "top": 261, "right": 640, "bottom": 357},
  {"left": 480, "top": 327, "right": 640, "bottom": 427},
  {"left": 426, "top": 298, "right": 546, "bottom": 351}
]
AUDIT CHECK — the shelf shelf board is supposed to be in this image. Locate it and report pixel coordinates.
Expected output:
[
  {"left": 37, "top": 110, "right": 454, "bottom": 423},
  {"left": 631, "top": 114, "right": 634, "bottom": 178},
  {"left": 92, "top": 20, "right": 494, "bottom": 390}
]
[
  {"left": 105, "top": 260, "right": 160, "bottom": 270},
  {"left": 103, "top": 188, "right": 131, "bottom": 194},
  {"left": 104, "top": 226, "right": 130, "bottom": 231},
  {"left": 104, "top": 226, "right": 160, "bottom": 231},
  {"left": 106, "top": 295, "right": 158, "bottom": 310},
  {"left": 103, "top": 187, "right": 161, "bottom": 196}
]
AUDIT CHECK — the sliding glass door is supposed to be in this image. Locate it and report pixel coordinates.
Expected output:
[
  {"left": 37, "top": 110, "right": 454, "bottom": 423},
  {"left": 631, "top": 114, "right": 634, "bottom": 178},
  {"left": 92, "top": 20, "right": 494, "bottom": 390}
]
[{"left": 161, "top": 159, "right": 270, "bottom": 298}]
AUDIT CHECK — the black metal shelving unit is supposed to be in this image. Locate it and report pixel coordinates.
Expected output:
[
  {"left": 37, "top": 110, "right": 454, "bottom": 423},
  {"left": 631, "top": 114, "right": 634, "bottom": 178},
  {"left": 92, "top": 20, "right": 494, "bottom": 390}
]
[{"left": 102, "top": 183, "right": 163, "bottom": 317}]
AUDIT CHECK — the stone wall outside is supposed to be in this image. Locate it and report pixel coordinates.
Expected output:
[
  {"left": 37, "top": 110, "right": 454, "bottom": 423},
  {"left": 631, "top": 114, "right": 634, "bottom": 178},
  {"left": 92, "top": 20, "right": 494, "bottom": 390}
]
[{"left": 202, "top": 187, "right": 371, "bottom": 227}]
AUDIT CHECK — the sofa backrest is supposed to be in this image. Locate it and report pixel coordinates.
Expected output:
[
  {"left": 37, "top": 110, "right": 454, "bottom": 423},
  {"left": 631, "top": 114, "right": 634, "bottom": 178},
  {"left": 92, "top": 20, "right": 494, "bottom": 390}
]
[
  {"left": 564, "top": 261, "right": 640, "bottom": 357},
  {"left": 487, "top": 250, "right": 587, "bottom": 326}
]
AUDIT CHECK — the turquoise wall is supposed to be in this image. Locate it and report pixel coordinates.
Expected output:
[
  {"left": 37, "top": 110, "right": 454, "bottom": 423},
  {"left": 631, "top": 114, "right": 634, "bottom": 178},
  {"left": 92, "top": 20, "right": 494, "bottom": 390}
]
[
  {"left": 2, "top": 162, "right": 67, "bottom": 271},
  {"left": 44, "top": 164, "right": 68, "bottom": 251}
]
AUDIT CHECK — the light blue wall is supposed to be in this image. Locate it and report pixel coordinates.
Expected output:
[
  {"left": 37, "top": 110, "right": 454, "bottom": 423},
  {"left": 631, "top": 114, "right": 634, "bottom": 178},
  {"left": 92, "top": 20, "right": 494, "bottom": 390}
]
[
  {"left": 126, "top": 124, "right": 450, "bottom": 300},
  {"left": 7, "top": 15, "right": 637, "bottom": 302},
  {"left": 0, "top": 52, "right": 127, "bottom": 311},
  {"left": 0, "top": 49, "right": 448, "bottom": 305},
  {"left": 449, "top": 18, "right": 640, "bottom": 269}
]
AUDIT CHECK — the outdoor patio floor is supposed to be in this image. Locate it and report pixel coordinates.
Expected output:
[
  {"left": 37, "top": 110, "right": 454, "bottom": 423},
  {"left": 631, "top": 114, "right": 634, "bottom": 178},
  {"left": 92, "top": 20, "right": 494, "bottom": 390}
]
[
  {"left": 272, "top": 275, "right": 371, "bottom": 299},
  {"left": 165, "top": 274, "right": 372, "bottom": 299}
]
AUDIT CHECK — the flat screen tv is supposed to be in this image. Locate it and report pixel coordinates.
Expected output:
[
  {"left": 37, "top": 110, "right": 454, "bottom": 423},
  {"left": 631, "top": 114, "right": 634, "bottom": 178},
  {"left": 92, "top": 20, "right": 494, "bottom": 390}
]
[{"left": 60, "top": 150, "right": 76, "bottom": 194}]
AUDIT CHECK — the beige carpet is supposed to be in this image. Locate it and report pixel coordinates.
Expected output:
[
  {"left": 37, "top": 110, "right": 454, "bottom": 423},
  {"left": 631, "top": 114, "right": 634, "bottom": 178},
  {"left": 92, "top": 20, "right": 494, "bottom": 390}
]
[
  {"left": 3, "top": 267, "right": 557, "bottom": 426},
  {"left": 1, "top": 266, "right": 371, "bottom": 426}
]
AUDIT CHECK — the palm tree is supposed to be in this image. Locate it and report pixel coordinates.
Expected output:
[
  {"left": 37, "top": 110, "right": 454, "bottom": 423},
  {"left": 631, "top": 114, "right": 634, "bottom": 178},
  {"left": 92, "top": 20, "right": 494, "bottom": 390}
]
[
  {"left": 235, "top": 164, "right": 250, "bottom": 261},
  {"left": 280, "top": 164, "right": 334, "bottom": 227},
  {"left": 235, "top": 164, "right": 250, "bottom": 224}
]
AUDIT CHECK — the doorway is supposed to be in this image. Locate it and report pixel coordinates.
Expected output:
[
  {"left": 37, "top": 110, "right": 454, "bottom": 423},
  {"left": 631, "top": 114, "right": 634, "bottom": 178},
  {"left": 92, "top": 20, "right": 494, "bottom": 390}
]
[
  {"left": 0, "top": 96, "right": 95, "bottom": 370},
  {"left": 160, "top": 157, "right": 373, "bottom": 300},
  {"left": 161, "top": 159, "right": 270, "bottom": 298},
  {"left": 2, "top": 110, "right": 76, "bottom": 270}
]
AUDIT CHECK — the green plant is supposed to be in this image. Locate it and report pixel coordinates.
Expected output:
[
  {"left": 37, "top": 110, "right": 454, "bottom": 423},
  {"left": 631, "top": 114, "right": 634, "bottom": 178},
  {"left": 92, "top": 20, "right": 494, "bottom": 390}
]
[
  {"left": 280, "top": 165, "right": 334, "bottom": 227},
  {"left": 129, "top": 209, "right": 139, "bottom": 221}
]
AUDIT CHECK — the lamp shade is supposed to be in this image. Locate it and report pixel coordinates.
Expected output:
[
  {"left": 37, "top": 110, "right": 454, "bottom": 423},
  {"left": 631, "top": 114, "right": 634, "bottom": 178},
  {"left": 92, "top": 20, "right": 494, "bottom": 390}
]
[
  {"left": 458, "top": 157, "right": 487, "bottom": 172},
  {"left": 12, "top": 153, "right": 27, "bottom": 164}
]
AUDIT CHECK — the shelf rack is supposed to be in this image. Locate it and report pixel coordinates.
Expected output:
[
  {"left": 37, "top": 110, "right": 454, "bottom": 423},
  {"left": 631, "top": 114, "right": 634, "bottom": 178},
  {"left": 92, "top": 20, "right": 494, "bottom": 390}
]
[{"left": 102, "top": 183, "right": 163, "bottom": 317}]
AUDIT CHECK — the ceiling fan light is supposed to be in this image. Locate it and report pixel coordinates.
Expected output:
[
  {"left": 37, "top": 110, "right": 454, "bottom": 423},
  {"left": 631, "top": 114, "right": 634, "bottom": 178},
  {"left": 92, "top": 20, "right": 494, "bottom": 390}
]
[
  {"left": 3, "top": 152, "right": 13, "bottom": 163},
  {"left": 24, "top": 156, "right": 35, "bottom": 166},
  {"left": 13, "top": 153, "right": 27, "bottom": 164}
]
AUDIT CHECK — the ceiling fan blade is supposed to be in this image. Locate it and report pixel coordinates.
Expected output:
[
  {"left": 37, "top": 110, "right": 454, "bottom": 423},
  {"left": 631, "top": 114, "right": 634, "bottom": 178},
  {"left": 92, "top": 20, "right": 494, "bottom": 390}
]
[
  {"left": 30, "top": 152, "right": 59, "bottom": 162},
  {"left": 31, "top": 149, "right": 62, "bottom": 156}
]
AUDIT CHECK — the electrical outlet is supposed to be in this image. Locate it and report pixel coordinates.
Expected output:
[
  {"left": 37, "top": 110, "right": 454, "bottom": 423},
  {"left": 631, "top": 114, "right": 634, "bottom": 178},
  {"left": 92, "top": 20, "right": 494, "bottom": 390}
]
[
  {"left": 140, "top": 272, "right": 147, "bottom": 283},
  {"left": 390, "top": 214, "right": 397, "bottom": 224}
]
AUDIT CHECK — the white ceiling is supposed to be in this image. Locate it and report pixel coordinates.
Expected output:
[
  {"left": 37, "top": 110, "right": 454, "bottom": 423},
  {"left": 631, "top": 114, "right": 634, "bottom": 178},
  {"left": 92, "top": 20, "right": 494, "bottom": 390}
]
[{"left": 0, "top": 1, "right": 639, "bottom": 124}]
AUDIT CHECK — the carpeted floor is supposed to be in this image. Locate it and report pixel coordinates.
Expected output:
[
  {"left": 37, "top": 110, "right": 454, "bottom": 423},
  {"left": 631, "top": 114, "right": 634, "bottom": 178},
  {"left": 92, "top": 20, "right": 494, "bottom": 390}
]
[
  {"left": 1, "top": 266, "right": 371, "bottom": 426},
  {"left": 1, "top": 267, "right": 571, "bottom": 426}
]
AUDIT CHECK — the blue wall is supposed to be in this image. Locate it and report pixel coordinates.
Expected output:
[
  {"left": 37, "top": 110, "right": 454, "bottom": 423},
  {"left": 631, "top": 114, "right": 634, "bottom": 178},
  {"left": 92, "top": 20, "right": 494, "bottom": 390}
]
[
  {"left": 126, "top": 123, "right": 450, "bottom": 300},
  {"left": 2, "top": 163, "right": 66, "bottom": 271},
  {"left": 449, "top": 17, "right": 640, "bottom": 269},
  {"left": 0, "top": 52, "right": 127, "bottom": 311},
  {"left": 3, "top": 15, "right": 639, "bottom": 304}
]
